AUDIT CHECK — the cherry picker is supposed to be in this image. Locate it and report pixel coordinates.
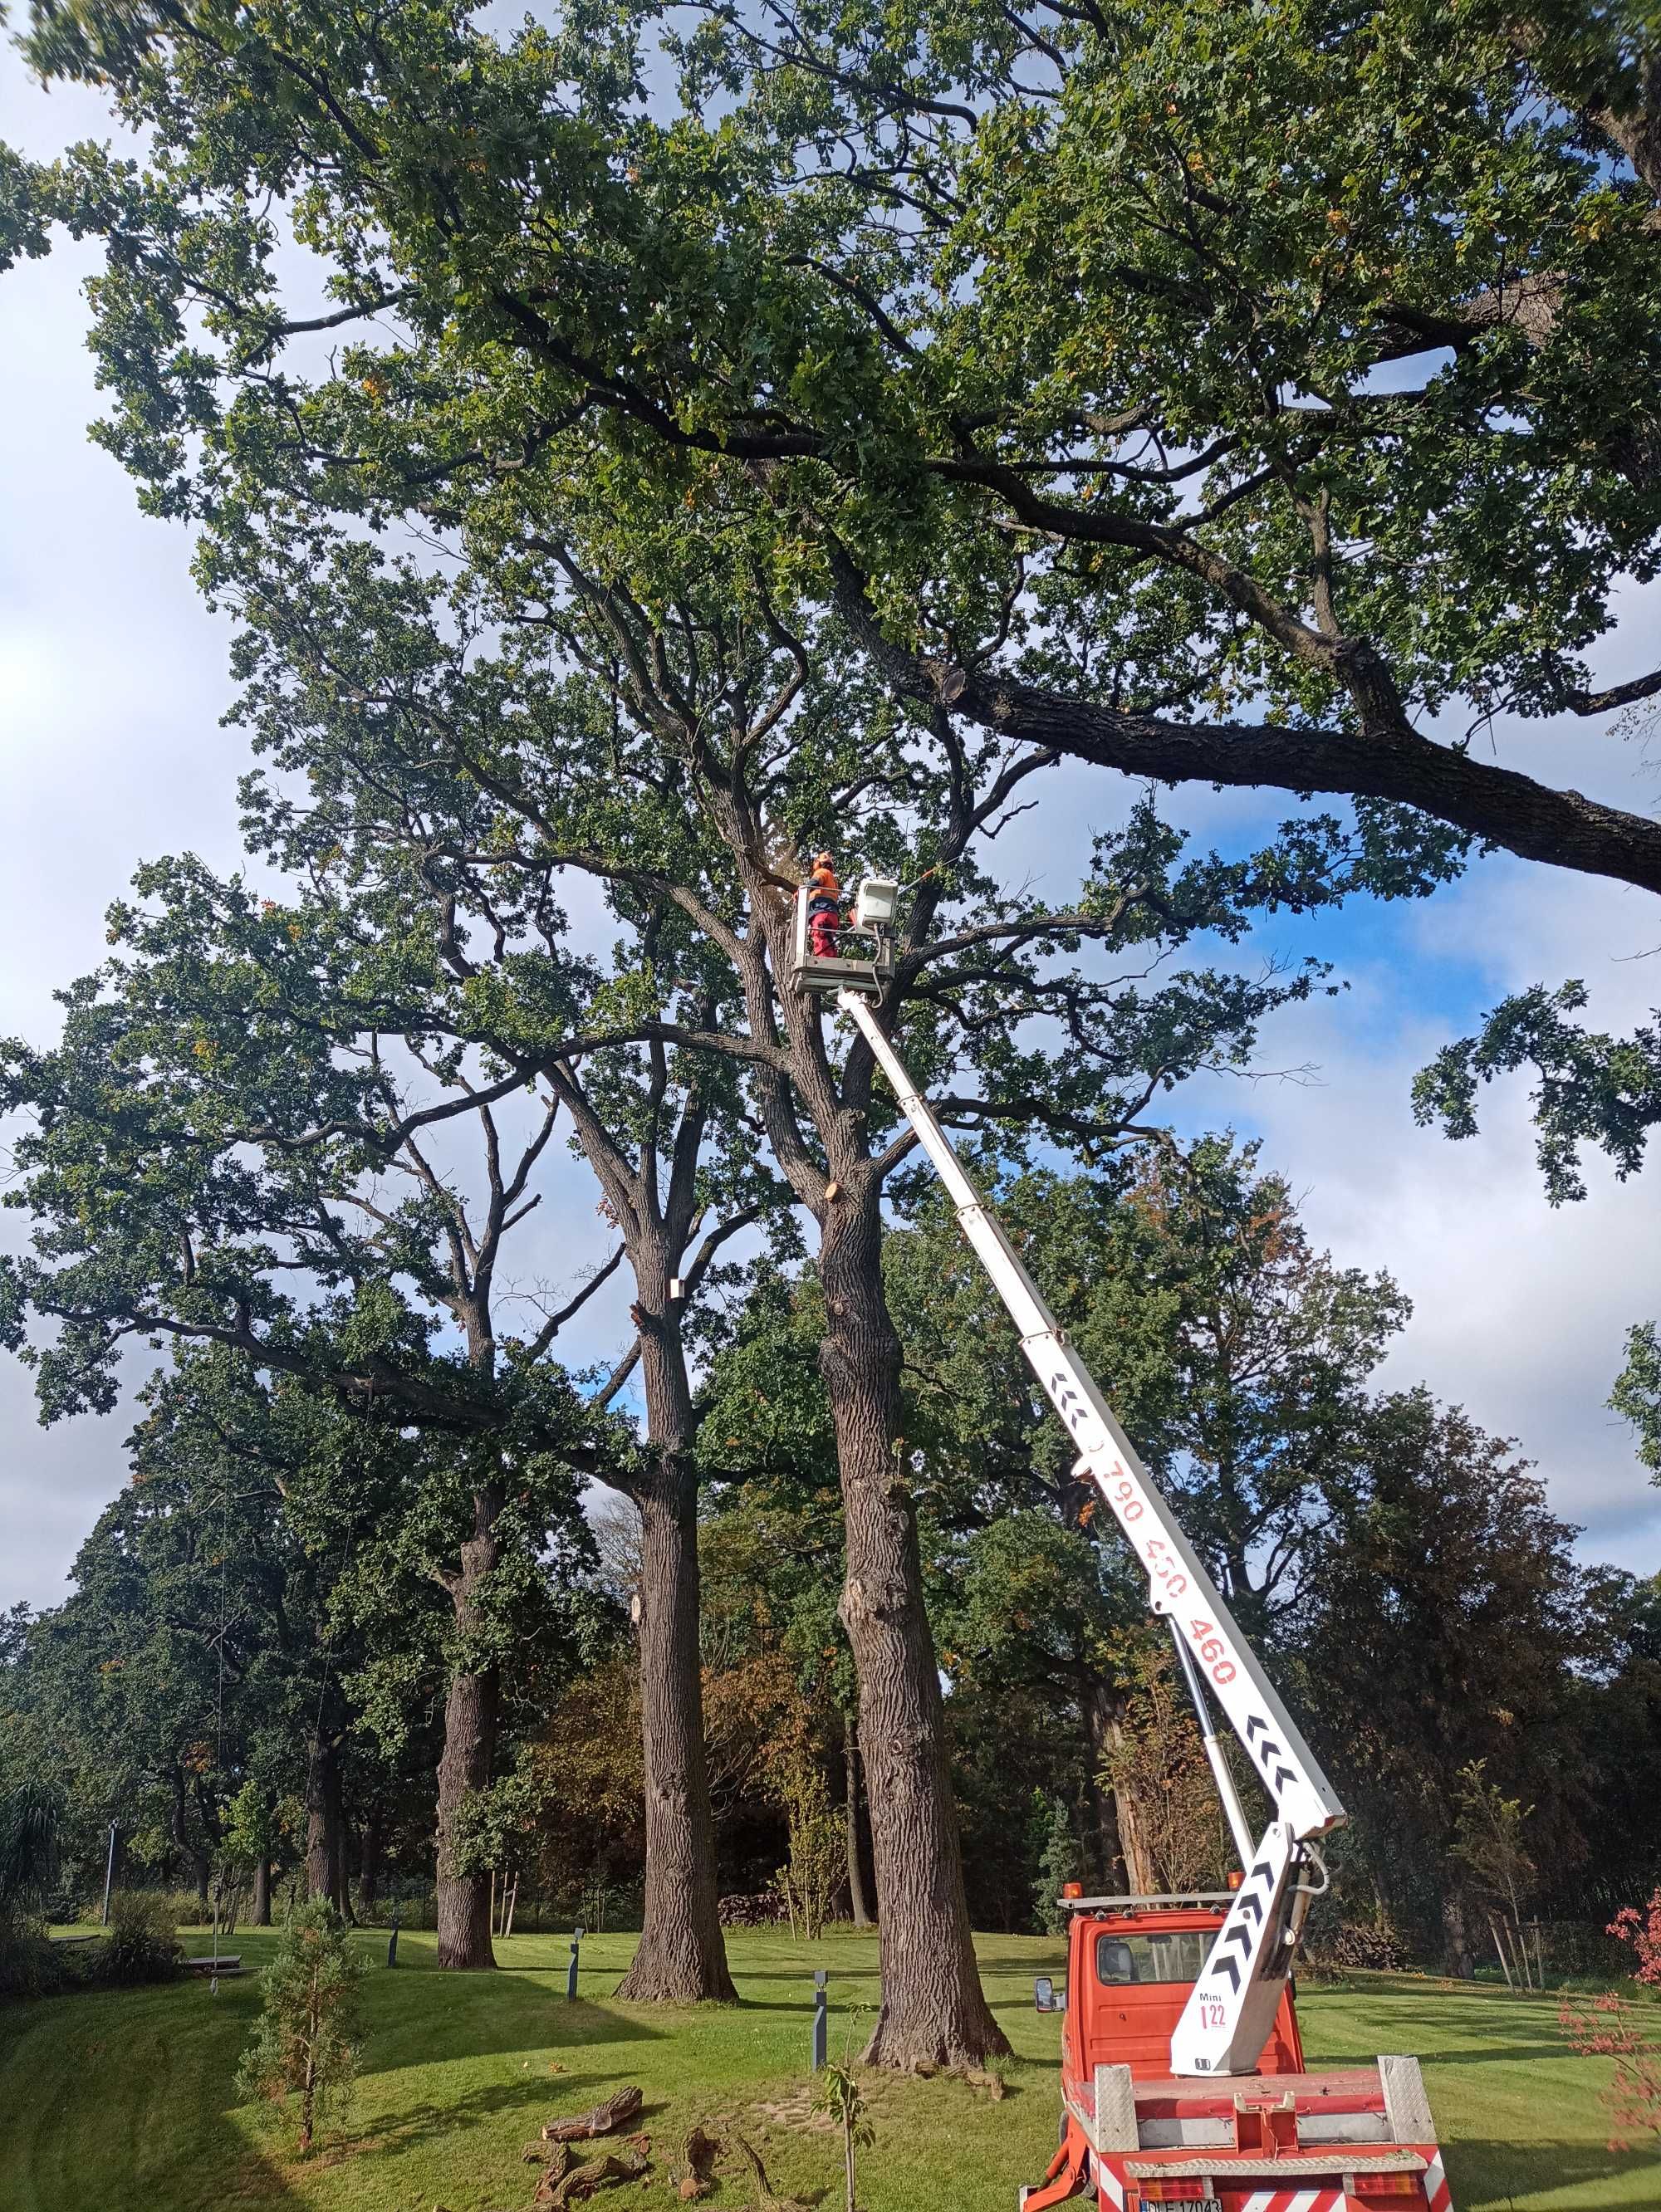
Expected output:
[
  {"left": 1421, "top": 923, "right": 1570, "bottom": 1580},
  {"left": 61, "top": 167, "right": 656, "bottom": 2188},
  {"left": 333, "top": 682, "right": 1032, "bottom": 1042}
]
[{"left": 792, "top": 882, "right": 1455, "bottom": 2212}]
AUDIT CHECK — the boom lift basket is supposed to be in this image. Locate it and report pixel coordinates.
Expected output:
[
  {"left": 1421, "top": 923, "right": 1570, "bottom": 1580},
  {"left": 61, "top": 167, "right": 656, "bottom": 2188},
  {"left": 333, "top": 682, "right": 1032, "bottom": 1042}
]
[{"left": 790, "top": 877, "right": 898, "bottom": 998}]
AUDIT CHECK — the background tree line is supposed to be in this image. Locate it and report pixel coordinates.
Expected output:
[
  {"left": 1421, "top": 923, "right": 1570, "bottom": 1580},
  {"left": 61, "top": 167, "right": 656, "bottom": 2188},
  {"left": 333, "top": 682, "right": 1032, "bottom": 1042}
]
[{"left": 7, "top": 1143, "right": 1659, "bottom": 1993}]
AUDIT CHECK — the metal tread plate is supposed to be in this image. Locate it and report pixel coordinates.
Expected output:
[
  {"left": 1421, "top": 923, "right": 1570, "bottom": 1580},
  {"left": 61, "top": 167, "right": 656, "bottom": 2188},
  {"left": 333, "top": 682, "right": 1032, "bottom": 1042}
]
[{"left": 1124, "top": 2150, "right": 1428, "bottom": 2179}]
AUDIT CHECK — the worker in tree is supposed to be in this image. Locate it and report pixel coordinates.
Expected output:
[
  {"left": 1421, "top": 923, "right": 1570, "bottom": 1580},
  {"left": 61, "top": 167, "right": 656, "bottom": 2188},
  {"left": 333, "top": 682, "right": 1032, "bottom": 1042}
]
[{"left": 806, "top": 852, "right": 842, "bottom": 958}]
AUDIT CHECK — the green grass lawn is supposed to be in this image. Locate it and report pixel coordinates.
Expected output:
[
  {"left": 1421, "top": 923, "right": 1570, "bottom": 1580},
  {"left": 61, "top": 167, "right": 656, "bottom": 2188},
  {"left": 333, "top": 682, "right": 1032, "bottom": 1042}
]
[{"left": 2, "top": 1926, "right": 1656, "bottom": 2212}]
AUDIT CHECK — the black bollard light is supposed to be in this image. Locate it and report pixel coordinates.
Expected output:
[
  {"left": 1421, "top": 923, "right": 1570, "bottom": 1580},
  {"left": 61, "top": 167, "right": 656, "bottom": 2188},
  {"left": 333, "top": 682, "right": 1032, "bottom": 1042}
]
[
  {"left": 387, "top": 1909, "right": 399, "bottom": 1968},
  {"left": 568, "top": 1925, "right": 585, "bottom": 2000},
  {"left": 811, "top": 1968, "right": 828, "bottom": 2071}
]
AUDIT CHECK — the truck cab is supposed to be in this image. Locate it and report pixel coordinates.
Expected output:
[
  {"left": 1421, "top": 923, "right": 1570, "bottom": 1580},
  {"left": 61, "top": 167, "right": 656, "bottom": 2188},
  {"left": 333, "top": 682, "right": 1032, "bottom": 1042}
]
[
  {"left": 1060, "top": 1895, "right": 1306, "bottom": 2087},
  {"left": 1025, "top": 1895, "right": 1453, "bottom": 2212}
]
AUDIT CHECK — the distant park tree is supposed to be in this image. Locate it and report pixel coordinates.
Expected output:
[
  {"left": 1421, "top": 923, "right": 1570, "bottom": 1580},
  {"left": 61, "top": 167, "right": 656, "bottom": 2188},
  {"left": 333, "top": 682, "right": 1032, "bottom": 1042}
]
[
  {"left": 1295, "top": 1390, "right": 1607, "bottom": 1969},
  {"left": 125, "top": 1346, "right": 453, "bottom": 1921},
  {"left": 233, "top": 707, "right": 780, "bottom": 2003},
  {"left": 0, "top": 870, "right": 621, "bottom": 1965},
  {"left": 1612, "top": 1322, "right": 1661, "bottom": 1481},
  {"left": 887, "top": 1141, "right": 1408, "bottom": 1634}
]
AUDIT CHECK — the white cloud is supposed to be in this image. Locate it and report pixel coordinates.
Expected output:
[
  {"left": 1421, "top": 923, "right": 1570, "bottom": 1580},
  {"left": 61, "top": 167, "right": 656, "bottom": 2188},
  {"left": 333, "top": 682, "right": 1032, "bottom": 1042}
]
[{"left": 1193, "top": 869, "right": 1661, "bottom": 1575}]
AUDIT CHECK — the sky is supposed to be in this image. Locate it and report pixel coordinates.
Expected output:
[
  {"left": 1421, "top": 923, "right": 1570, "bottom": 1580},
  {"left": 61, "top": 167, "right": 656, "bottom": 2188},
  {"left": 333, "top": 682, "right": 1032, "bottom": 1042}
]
[{"left": 2, "top": 49, "right": 1659, "bottom": 1613}]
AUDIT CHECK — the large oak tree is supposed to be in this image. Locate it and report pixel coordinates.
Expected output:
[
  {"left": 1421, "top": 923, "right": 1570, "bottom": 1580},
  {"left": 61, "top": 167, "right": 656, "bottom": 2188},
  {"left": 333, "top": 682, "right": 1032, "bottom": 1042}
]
[{"left": 5, "top": 0, "right": 1659, "bottom": 900}]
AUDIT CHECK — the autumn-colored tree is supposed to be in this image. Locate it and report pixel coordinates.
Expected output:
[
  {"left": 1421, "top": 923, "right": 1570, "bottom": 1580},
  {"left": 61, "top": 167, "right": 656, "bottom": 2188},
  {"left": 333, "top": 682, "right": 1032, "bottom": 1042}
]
[
  {"left": 1098, "top": 1639, "right": 1231, "bottom": 1898},
  {"left": 1611, "top": 1890, "right": 1661, "bottom": 1989},
  {"left": 1557, "top": 1993, "right": 1661, "bottom": 2154}
]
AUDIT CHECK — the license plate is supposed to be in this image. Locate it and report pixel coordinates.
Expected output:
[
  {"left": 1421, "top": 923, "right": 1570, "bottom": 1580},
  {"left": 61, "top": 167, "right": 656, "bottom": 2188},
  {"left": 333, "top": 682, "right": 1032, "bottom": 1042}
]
[{"left": 1134, "top": 2200, "right": 1222, "bottom": 2212}]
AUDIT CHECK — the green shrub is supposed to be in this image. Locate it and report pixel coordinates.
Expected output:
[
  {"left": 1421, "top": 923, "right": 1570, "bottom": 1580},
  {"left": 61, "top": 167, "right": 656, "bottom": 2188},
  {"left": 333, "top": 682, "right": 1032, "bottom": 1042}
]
[
  {"left": 98, "top": 1891, "right": 182, "bottom": 1986},
  {"left": 0, "top": 1923, "right": 77, "bottom": 2000}
]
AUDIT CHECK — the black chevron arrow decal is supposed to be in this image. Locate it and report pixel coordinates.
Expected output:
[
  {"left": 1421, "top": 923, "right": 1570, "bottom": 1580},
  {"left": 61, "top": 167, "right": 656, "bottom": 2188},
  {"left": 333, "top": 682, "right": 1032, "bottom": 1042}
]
[
  {"left": 1237, "top": 1891, "right": 1265, "bottom": 1928},
  {"left": 1272, "top": 1762, "right": 1296, "bottom": 1792},
  {"left": 1245, "top": 1715, "right": 1267, "bottom": 1741},
  {"left": 1214, "top": 1955, "right": 1242, "bottom": 1994},
  {"left": 1222, "top": 1926, "right": 1255, "bottom": 1956}
]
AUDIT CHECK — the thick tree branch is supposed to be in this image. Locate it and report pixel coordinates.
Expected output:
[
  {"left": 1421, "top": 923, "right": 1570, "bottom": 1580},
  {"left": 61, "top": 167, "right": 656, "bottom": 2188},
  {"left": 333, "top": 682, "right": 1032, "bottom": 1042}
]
[{"left": 829, "top": 560, "right": 1661, "bottom": 897}]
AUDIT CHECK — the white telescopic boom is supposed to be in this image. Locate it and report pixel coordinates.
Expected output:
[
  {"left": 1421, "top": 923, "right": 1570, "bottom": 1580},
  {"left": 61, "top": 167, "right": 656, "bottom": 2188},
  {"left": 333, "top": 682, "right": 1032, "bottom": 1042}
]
[{"left": 839, "top": 991, "right": 1345, "bottom": 2074}]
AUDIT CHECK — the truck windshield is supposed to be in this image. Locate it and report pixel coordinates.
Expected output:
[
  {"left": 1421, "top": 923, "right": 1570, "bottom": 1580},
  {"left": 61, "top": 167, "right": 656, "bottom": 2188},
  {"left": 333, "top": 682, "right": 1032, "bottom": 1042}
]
[{"left": 1095, "top": 1929, "right": 1214, "bottom": 1985}]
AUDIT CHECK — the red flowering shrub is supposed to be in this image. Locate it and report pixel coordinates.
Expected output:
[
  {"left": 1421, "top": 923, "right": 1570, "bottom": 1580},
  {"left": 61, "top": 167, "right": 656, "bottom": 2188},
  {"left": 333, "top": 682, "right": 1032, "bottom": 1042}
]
[
  {"left": 1558, "top": 1992, "right": 1661, "bottom": 2151},
  {"left": 1610, "top": 1888, "right": 1661, "bottom": 1989}
]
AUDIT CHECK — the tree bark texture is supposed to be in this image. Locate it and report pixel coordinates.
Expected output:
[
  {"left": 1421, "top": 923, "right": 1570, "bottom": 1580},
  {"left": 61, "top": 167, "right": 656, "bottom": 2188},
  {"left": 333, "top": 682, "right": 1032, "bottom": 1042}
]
[
  {"left": 1441, "top": 1890, "right": 1476, "bottom": 1981},
  {"left": 252, "top": 1856, "right": 272, "bottom": 1926},
  {"left": 843, "top": 1711, "right": 874, "bottom": 1927},
  {"left": 1084, "top": 1685, "right": 1159, "bottom": 1894},
  {"left": 435, "top": 1507, "right": 501, "bottom": 1970},
  {"left": 821, "top": 1192, "right": 1007, "bottom": 2067},
  {"left": 1081, "top": 1686, "right": 1120, "bottom": 1887},
  {"left": 556, "top": 1065, "right": 735, "bottom": 2006},
  {"left": 305, "top": 1732, "right": 345, "bottom": 1906},
  {"left": 335, "top": 1809, "right": 355, "bottom": 1923},
  {"left": 614, "top": 1324, "right": 736, "bottom": 2002}
]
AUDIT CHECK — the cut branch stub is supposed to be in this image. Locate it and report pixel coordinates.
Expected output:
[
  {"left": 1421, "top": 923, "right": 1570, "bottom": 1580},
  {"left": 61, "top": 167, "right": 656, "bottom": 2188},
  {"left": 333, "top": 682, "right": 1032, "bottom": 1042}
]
[{"left": 542, "top": 2085, "right": 645, "bottom": 2142}]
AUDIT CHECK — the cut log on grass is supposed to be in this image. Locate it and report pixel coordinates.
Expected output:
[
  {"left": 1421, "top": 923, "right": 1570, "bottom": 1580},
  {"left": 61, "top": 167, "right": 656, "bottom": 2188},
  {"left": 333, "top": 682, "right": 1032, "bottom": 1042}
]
[
  {"left": 541, "top": 2086, "right": 644, "bottom": 2141},
  {"left": 535, "top": 2151, "right": 649, "bottom": 2206},
  {"left": 731, "top": 2134, "right": 811, "bottom": 2212},
  {"left": 962, "top": 2066, "right": 1007, "bottom": 2098},
  {"left": 674, "top": 2123, "right": 722, "bottom": 2198}
]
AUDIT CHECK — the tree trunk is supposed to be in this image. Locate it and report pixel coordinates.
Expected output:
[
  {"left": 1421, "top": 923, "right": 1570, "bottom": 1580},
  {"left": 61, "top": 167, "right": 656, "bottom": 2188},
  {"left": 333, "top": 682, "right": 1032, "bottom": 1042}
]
[
  {"left": 1083, "top": 1683, "right": 1159, "bottom": 1894},
  {"left": 168, "top": 1766, "right": 209, "bottom": 1917},
  {"left": 843, "top": 1711, "right": 874, "bottom": 1927},
  {"left": 1441, "top": 1889, "right": 1475, "bottom": 1980},
  {"left": 252, "top": 1856, "right": 272, "bottom": 1926},
  {"left": 358, "top": 1808, "right": 384, "bottom": 1920},
  {"left": 435, "top": 1500, "right": 501, "bottom": 1970},
  {"left": 334, "top": 1814, "right": 356, "bottom": 1925},
  {"left": 821, "top": 1190, "right": 1007, "bottom": 2067},
  {"left": 305, "top": 1733, "right": 345, "bottom": 1905},
  {"left": 613, "top": 1322, "right": 735, "bottom": 2002},
  {"left": 1080, "top": 1685, "right": 1127, "bottom": 1891}
]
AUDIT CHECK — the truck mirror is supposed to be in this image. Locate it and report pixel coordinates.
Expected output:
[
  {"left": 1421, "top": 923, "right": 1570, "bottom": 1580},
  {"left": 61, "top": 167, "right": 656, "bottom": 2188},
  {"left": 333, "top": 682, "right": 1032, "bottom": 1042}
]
[{"left": 1035, "top": 1975, "right": 1063, "bottom": 2011}]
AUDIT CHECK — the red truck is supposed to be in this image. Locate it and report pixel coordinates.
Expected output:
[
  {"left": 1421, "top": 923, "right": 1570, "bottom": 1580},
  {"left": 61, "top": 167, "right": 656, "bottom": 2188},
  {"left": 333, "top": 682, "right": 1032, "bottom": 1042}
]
[{"left": 1021, "top": 1893, "right": 1453, "bottom": 2212}]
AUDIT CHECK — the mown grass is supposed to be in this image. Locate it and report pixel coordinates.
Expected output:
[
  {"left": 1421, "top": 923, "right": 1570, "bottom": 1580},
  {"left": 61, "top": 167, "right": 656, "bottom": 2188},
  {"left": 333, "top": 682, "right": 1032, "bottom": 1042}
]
[{"left": 2, "top": 1927, "right": 1656, "bottom": 2211}]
